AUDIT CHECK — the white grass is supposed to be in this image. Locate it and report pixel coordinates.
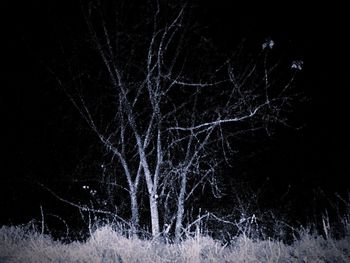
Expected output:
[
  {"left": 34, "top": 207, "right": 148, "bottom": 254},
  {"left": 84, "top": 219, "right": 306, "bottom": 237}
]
[{"left": 1, "top": 222, "right": 350, "bottom": 263}]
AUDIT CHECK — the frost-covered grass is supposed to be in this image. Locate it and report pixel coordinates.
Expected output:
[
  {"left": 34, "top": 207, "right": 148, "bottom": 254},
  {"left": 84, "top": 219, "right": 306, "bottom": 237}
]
[{"left": 1, "top": 220, "right": 350, "bottom": 263}]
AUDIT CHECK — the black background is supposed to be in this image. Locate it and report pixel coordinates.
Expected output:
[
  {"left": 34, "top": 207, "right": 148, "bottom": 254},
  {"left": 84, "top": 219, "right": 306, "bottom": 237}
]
[{"left": 2, "top": 1, "right": 349, "bottom": 228}]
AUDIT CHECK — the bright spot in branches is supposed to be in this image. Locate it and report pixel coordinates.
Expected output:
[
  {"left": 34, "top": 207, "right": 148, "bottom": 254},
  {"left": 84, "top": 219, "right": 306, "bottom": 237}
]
[
  {"left": 291, "top": 60, "right": 304, "bottom": 70},
  {"left": 262, "top": 38, "right": 275, "bottom": 50}
]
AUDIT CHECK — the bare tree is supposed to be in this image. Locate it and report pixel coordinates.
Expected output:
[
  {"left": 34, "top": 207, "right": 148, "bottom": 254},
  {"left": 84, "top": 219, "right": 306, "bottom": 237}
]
[{"left": 55, "top": 1, "right": 299, "bottom": 241}]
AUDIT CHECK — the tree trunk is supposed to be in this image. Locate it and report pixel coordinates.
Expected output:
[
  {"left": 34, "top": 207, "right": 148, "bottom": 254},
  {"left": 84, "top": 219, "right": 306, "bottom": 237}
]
[
  {"left": 130, "top": 191, "right": 139, "bottom": 237},
  {"left": 149, "top": 194, "right": 160, "bottom": 239},
  {"left": 174, "top": 173, "right": 187, "bottom": 243}
]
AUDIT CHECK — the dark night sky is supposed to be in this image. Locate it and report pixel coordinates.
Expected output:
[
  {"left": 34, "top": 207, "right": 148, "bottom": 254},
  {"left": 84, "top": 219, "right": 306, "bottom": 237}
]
[{"left": 2, "top": 1, "right": 349, "bottom": 225}]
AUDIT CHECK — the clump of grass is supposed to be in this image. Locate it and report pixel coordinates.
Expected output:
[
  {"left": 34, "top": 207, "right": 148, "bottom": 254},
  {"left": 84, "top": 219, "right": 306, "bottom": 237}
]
[
  {"left": 1, "top": 214, "right": 350, "bottom": 263},
  {"left": 2, "top": 197, "right": 350, "bottom": 263}
]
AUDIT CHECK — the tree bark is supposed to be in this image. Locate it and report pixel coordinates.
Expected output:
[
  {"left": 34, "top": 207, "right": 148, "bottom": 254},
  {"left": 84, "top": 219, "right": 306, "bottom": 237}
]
[
  {"left": 130, "top": 191, "right": 139, "bottom": 237},
  {"left": 149, "top": 194, "right": 160, "bottom": 239},
  {"left": 174, "top": 173, "right": 187, "bottom": 243}
]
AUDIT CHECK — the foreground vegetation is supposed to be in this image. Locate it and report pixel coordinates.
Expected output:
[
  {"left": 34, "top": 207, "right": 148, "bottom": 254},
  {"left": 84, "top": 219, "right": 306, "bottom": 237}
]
[{"left": 1, "top": 214, "right": 350, "bottom": 263}]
